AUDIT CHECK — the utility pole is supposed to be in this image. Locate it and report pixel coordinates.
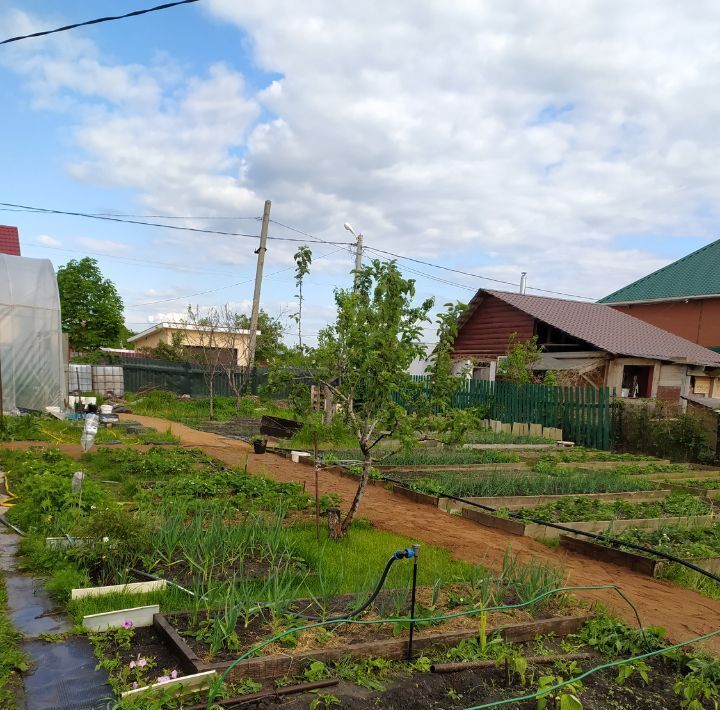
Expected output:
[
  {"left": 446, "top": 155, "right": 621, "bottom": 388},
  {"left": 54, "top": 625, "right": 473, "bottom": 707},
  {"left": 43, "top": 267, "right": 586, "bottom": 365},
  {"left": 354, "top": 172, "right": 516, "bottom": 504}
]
[
  {"left": 246, "top": 200, "right": 271, "bottom": 375},
  {"left": 354, "top": 232, "right": 363, "bottom": 290}
]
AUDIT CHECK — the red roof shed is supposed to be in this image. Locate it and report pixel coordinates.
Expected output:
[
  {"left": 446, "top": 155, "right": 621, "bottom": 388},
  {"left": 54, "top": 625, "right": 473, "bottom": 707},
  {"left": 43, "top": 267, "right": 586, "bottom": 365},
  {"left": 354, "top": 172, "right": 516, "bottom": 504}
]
[{"left": 0, "top": 226, "right": 20, "bottom": 256}]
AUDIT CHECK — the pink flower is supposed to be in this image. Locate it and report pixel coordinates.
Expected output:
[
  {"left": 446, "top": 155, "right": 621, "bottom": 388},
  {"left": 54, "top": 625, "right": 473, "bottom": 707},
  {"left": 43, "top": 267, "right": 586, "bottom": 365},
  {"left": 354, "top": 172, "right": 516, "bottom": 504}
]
[
  {"left": 171, "top": 670, "right": 178, "bottom": 679},
  {"left": 122, "top": 620, "right": 134, "bottom": 629},
  {"left": 129, "top": 660, "right": 136, "bottom": 669},
  {"left": 157, "top": 675, "right": 170, "bottom": 683},
  {"left": 137, "top": 658, "right": 147, "bottom": 668},
  {"left": 132, "top": 682, "right": 138, "bottom": 689}
]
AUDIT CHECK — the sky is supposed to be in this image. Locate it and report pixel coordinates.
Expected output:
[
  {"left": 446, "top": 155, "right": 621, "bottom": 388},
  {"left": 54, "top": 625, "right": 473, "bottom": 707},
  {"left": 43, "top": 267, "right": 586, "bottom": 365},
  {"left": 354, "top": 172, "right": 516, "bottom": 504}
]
[{"left": 2, "top": 1, "right": 720, "bottom": 344}]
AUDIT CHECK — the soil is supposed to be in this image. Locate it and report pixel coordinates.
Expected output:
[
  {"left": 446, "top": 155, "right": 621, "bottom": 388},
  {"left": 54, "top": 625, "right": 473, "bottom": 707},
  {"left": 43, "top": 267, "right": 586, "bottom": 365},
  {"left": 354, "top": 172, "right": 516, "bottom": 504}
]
[
  {"left": 14, "top": 415, "right": 720, "bottom": 653},
  {"left": 166, "top": 588, "right": 518, "bottom": 664},
  {"left": 250, "top": 657, "right": 681, "bottom": 709},
  {"left": 105, "top": 625, "right": 187, "bottom": 680}
]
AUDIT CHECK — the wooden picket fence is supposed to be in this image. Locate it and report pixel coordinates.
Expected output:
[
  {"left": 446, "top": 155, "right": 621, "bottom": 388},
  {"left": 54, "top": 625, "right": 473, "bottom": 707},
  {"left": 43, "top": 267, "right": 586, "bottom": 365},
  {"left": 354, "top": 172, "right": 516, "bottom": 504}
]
[{"left": 400, "top": 377, "right": 617, "bottom": 450}]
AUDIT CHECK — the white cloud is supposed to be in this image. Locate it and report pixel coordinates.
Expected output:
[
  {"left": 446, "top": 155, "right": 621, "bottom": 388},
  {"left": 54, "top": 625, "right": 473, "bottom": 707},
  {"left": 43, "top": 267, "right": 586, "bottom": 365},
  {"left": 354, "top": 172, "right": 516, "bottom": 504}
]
[
  {"left": 6, "top": 1, "right": 720, "bottom": 310},
  {"left": 76, "top": 237, "right": 130, "bottom": 254},
  {"left": 36, "top": 234, "right": 61, "bottom": 247}
]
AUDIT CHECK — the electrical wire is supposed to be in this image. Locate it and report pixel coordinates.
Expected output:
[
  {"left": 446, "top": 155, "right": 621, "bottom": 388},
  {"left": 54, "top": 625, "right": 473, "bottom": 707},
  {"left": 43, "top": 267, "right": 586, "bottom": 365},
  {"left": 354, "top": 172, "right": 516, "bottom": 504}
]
[
  {"left": 127, "top": 245, "right": 348, "bottom": 308},
  {"left": 0, "top": 0, "right": 200, "bottom": 45},
  {"left": 205, "top": 583, "right": 647, "bottom": 709},
  {"left": 0, "top": 203, "right": 354, "bottom": 246},
  {"left": 4, "top": 200, "right": 596, "bottom": 299}
]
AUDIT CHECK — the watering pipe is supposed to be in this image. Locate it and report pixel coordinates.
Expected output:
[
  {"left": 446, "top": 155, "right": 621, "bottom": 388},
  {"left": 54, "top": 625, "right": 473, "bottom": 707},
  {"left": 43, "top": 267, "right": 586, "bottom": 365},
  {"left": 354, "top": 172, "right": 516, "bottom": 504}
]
[
  {"left": 407, "top": 543, "right": 420, "bottom": 660},
  {"left": 383, "top": 475, "right": 720, "bottom": 586},
  {"left": 293, "top": 546, "right": 419, "bottom": 623}
]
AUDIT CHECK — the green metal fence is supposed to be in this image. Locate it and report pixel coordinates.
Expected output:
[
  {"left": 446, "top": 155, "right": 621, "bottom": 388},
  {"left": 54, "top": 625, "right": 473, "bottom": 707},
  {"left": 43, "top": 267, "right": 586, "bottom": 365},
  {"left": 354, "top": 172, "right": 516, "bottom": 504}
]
[
  {"left": 401, "top": 377, "right": 616, "bottom": 449},
  {"left": 104, "top": 356, "right": 277, "bottom": 398}
]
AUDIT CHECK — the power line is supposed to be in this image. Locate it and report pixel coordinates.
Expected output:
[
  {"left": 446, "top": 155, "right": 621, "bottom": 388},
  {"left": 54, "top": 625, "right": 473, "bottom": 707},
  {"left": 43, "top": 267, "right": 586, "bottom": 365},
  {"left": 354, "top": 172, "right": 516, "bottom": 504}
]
[
  {"left": 0, "top": 203, "right": 354, "bottom": 245},
  {"left": 23, "top": 241, "right": 245, "bottom": 278},
  {"left": 126, "top": 246, "right": 348, "bottom": 309},
  {"left": 1, "top": 0, "right": 200, "bottom": 45},
  {"left": 364, "top": 246, "right": 596, "bottom": 301}
]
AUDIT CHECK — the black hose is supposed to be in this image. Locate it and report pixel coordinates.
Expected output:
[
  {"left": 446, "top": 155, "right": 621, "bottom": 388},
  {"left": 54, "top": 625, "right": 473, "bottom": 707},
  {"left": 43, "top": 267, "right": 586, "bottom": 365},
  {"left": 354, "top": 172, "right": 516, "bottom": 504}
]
[
  {"left": 383, "top": 476, "right": 720, "bottom": 586},
  {"left": 294, "top": 551, "right": 407, "bottom": 622}
]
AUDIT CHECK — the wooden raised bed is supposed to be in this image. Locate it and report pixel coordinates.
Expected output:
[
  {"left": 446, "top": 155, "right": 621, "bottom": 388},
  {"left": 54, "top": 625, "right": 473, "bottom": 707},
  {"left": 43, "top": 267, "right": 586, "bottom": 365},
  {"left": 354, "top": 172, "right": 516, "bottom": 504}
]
[
  {"left": 441, "top": 490, "right": 671, "bottom": 513},
  {"left": 390, "top": 484, "right": 440, "bottom": 507},
  {"left": 153, "top": 612, "right": 589, "bottom": 682},
  {"left": 461, "top": 507, "right": 715, "bottom": 540},
  {"left": 559, "top": 535, "right": 661, "bottom": 576}
]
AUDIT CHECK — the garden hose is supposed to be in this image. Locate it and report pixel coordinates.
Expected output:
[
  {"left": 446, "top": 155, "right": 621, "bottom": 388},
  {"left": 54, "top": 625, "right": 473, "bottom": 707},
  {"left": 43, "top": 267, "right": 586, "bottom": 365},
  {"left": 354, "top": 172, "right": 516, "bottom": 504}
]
[
  {"left": 464, "top": 626, "right": 720, "bottom": 709},
  {"left": 292, "top": 547, "right": 418, "bottom": 622},
  {"left": 382, "top": 474, "right": 720, "bottom": 586},
  {"left": 205, "top": 583, "right": 647, "bottom": 709}
]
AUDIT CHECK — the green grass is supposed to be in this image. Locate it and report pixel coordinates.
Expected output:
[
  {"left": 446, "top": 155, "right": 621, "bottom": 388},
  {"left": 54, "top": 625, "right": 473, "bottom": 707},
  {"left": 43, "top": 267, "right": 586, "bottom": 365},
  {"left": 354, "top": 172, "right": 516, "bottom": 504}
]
[
  {"left": 331, "top": 448, "right": 521, "bottom": 466},
  {"left": 125, "top": 390, "right": 288, "bottom": 426},
  {"left": 461, "top": 430, "right": 552, "bottom": 445},
  {"left": 0, "top": 413, "right": 179, "bottom": 446},
  {"left": 404, "top": 470, "right": 659, "bottom": 498},
  {"left": 514, "top": 493, "right": 711, "bottom": 523},
  {"left": 0, "top": 570, "right": 29, "bottom": 709},
  {"left": 537, "top": 448, "right": 658, "bottom": 463}
]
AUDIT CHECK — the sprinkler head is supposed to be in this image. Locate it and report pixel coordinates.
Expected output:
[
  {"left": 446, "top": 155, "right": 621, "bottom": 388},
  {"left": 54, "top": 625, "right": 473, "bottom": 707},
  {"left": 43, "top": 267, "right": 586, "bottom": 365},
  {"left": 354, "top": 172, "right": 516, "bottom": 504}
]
[{"left": 412, "top": 544, "right": 420, "bottom": 558}]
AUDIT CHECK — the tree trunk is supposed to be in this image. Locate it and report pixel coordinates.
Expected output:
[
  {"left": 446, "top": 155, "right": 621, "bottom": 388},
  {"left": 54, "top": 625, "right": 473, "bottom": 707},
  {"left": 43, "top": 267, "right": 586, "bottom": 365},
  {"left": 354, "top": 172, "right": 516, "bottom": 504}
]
[
  {"left": 326, "top": 508, "right": 342, "bottom": 539},
  {"left": 208, "top": 377, "right": 215, "bottom": 420},
  {"left": 340, "top": 453, "right": 371, "bottom": 535}
]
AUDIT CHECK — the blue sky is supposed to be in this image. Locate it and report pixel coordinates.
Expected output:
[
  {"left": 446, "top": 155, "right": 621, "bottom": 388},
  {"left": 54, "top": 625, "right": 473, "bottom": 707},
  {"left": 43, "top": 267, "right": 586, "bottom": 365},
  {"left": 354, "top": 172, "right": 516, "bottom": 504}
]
[{"left": 2, "top": 1, "right": 720, "bottom": 342}]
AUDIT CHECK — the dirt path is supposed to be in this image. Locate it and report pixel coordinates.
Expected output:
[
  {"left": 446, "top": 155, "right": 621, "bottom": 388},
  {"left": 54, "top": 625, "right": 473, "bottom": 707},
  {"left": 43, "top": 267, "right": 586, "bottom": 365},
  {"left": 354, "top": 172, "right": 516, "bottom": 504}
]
[{"left": 42, "top": 414, "right": 720, "bottom": 650}]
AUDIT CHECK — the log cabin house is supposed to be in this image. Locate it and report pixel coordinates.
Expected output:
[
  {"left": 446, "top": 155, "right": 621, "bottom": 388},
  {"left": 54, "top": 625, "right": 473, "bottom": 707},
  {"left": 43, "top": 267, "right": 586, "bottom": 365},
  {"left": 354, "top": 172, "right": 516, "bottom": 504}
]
[{"left": 452, "top": 289, "right": 720, "bottom": 405}]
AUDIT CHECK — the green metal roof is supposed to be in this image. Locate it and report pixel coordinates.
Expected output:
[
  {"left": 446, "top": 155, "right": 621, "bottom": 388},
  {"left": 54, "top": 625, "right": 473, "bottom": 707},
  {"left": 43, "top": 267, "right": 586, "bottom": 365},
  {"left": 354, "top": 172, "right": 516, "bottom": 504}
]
[{"left": 600, "top": 239, "right": 720, "bottom": 303}]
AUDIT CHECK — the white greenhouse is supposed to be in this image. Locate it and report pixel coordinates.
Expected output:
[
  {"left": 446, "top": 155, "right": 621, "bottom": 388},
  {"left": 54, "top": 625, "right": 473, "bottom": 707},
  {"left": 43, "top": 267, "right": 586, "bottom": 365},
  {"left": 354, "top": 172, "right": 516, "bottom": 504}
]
[{"left": 0, "top": 254, "right": 65, "bottom": 413}]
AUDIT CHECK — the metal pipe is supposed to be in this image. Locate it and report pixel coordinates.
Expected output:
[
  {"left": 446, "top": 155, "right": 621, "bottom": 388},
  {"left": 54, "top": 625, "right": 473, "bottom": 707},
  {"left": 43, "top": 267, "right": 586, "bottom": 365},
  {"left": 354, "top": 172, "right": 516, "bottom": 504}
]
[
  {"left": 185, "top": 679, "right": 339, "bottom": 709},
  {"left": 407, "top": 543, "right": 420, "bottom": 660},
  {"left": 519, "top": 272, "right": 527, "bottom": 294}
]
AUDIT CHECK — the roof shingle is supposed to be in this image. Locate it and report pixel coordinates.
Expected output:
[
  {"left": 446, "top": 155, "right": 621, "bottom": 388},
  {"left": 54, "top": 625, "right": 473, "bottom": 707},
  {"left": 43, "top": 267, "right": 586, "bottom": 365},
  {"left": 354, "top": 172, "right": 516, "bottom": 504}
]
[
  {"left": 599, "top": 239, "right": 720, "bottom": 303},
  {"left": 468, "top": 289, "right": 720, "bottom": 367}
]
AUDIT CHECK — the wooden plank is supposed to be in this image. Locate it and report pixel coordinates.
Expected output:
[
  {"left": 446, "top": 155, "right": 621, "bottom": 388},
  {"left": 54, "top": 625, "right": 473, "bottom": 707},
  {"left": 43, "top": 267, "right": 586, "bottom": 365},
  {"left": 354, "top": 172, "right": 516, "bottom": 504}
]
[
  {"left": 500, "top": 615, "right": 588, "bottom": 643},
  {"left": 72, "top": 580, "right": 166, "bottom": 600},
  {"left": 461, "top": 507, "right": 526, "bottom": 535},
  {"left": 529, "top": 423, "right": 543, "bottom": 437},
  {"left": 559, "top": 535, "right": 660, "bottom": 576},
  {"left": 83, "top": 604, "right": 159, "bottom": 632},
  {"left": 390, "top": 485, "right": 440, "bottom": 507},
  {"left": 121, "top": 670, "right": 216, "bottom": 700}
]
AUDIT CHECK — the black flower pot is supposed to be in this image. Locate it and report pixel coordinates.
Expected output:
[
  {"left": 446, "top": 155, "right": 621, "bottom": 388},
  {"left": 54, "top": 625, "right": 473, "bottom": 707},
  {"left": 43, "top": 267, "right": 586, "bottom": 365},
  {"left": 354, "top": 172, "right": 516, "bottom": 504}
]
[{"left": 253, "top": 441, "right": 267, "bottom": 454}]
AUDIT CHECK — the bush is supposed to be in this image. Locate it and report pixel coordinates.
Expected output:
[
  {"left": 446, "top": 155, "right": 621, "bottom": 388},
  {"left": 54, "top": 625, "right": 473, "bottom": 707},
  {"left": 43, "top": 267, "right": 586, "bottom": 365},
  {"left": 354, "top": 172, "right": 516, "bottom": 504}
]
[{"left": 616, "top": 400, "right": 713, "bottom": 463}]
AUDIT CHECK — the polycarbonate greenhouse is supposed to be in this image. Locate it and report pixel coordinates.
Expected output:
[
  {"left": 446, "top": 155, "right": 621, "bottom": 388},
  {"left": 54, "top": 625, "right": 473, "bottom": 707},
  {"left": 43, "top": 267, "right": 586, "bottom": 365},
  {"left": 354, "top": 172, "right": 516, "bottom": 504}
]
[{"left": 0, "top": 254, "right": 64, "bottom": 413}]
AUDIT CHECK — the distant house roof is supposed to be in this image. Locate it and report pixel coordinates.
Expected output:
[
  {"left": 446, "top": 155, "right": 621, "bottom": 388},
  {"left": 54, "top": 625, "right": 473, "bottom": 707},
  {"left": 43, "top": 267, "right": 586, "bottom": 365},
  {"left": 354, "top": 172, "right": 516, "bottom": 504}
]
[
  {"left": 128, "top": 322, "right": 255, "bottom": 343},
  {"left": 599, "top": 239, "right": 720, "bottom": 304},
  {"left": 459, "top": 289, "right": 720, "bottom": 367},
  {"left": 0, "top": 225, "right": 20, "bottom": 256}
]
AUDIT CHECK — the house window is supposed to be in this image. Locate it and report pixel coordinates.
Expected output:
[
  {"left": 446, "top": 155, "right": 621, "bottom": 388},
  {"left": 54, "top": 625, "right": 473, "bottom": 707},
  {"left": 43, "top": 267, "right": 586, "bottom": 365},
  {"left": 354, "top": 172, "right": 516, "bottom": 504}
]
[{"left": 621, "top": 365, "right": 653, "bottom": 398}]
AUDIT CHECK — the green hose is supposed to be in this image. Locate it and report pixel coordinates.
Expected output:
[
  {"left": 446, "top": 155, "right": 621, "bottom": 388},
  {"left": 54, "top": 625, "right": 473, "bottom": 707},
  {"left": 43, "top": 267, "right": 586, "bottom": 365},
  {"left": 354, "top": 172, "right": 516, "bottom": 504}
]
[
  {"left": 464, "top": 626, "right": 720, "bottom": 709},
  {"left": 205, "top": 583, "right": 645, "bottom": 708}
]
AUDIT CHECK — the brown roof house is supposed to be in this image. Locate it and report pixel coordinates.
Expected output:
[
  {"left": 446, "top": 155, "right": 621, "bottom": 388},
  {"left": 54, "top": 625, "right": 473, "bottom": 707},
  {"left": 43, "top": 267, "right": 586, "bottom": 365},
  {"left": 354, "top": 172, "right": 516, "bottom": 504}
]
[{"left": 452, "top": 289, "right": 720, "bottom": 404}]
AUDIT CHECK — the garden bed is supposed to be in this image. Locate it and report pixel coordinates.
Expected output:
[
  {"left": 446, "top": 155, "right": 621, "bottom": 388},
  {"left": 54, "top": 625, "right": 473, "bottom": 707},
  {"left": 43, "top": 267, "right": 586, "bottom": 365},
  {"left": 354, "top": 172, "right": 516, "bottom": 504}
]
[
  {"left": 153, "top": 610, "right": 589, "bottom": 682},
  {"left": 461, "top": 506, "right": 716, "bottom": 540},
  {"left": 440, "top": 490, "right": 674, "bottom": 514}
]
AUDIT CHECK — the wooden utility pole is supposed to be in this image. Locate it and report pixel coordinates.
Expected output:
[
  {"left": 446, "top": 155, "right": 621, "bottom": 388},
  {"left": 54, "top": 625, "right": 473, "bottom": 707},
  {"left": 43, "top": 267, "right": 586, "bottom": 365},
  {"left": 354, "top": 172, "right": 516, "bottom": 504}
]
[{"left": 246, "top": 200, "right": 271, "bottom": 373}]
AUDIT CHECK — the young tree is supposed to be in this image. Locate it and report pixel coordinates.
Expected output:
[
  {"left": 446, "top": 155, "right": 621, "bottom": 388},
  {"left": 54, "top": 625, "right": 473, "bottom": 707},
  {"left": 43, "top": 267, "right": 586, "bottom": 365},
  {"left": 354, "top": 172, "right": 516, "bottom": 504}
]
[
  {"left": 57, "top": 257, "right": 124, "bottom": 351},
  {"left": 497, "top": 332, "right": 542, "bottom": 384},
  {"left": 217, "top": 305, "right": 253, "bottom": 408},
  {"left": 308, "top": 260, "right": 433, "bottom": 535},
  {"left": 291, "top": 246, "right": 312, "bottom": 348},
  {"left": 184, "top": 305, "right": 225, "bottom": 419}
]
